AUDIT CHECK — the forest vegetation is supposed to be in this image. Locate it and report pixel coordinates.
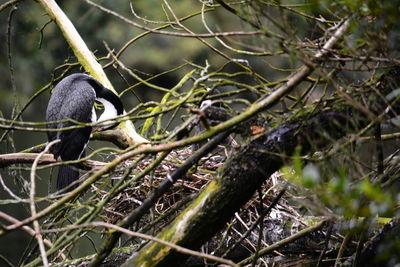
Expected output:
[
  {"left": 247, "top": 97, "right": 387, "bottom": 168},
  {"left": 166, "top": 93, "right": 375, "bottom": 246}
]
[{"left": 0, "top": 0, "right": 400, "bottom": 266}]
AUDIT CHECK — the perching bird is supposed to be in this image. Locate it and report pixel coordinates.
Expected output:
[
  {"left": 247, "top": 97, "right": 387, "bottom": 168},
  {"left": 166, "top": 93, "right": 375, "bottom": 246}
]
[{"left": 46, "top": 73, "right": 123, "bottom": 191}]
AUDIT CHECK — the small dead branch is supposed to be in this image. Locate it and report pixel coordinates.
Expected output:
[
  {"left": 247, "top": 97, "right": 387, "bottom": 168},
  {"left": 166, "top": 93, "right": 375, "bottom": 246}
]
[{"left": 0, "top": 152, "right": 105, "bottom": 168}]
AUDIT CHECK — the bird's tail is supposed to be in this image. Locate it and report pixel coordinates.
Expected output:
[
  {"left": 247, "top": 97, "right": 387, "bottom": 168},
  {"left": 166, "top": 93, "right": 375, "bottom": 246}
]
[{"left": 57, "top": 165, "right": 79, "bottom": 191}]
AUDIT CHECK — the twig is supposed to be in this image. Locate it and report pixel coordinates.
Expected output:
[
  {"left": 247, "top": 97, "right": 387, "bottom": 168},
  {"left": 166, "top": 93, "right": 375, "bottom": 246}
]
[
  {"left": 334, "top": 232, "right": 352, "bottom": 267},
  {"left": 0, "top": 254, "right": 14, "bottom": 267},
  {"left": 238, "top": 220, "right": 328, "bottom": 266},
  {"left": 0, "top": 152, "right": 104, "bottom": 168},
  {"left": 201, "top": 3, "right": 272, "bottom": 56},
  {"left": 0, "top": 153, "right": 56, "bottom": 167},
  {"left": 0, "top": 173, "right": 25, "bottom": 202},
  {"left": 42, "top": 222, "right": 238, "bottom": 267},
  {"left": 251, "top": 189, "right": 265, "bottom": 266},
  {"left": 84, "top": 0, "right": 261, "bottom": 38},
  {"left": 0, "top": 0, "right": 19, "bottom": 13},
  {"left": 3, "top": 0, "right": 18, "bottom": 147},
  {"left": 111, "top": 18, "right": 352, "bottom": 266},
  {"left": 161, "top": 0, "right": 230, "bottom": 61},
  {"left": 353, "top": 219, "right": 369, "bottom": 266},
  {"left": 29, "top": 139, "right": 60, "bottom": 267},
  {"left": 316, "top": 221, "right": 333, "bottom": 267},
  {"left": 221, "top": 189, "right": 286, "bottom": 259},
  {"left": 36, "top": 0, "right": 112, "bottom": 89},
  {"left": 0, "top": 129, "right": 215, "bottom": 233},
  {"left": 215, "top": 0, "right": 278, "bottom": 39},
  {"left": 375, "top": 123, "right": 384, "bottom": 176},
  {"left": 108, "top": 9, "right": 216, "bottom": 66},
  {"left": 0, "top": 211, "right": 65, "bottom": 260}
]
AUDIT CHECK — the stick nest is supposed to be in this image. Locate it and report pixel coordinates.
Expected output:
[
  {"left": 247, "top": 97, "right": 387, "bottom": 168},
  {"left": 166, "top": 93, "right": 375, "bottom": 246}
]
[{"left": 92, "top": 145, "right": 324, "bottom": 264}]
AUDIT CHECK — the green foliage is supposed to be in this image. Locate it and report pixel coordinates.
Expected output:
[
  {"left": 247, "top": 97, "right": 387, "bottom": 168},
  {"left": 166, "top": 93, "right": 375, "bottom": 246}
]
[{"left": 282, "top": 155, "right": 396, "bottom": 218}]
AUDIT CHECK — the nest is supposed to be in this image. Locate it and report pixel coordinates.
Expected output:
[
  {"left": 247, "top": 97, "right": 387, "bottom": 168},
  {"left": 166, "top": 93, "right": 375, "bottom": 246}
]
[
  {"left": 90, "top": 143, "right": 322, "bottom": 264},
  {"left": 97, "top": 146, "right": 225, "bottom": 225}
]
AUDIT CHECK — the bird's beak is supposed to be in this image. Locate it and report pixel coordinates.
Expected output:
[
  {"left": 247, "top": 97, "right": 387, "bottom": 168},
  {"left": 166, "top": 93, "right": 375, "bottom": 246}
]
[
  {"left": 92, "top": 126, "right": 105, "bottom": 133},
  {"left": 93, "top": 124, "right": 116, "bottom": 132}
]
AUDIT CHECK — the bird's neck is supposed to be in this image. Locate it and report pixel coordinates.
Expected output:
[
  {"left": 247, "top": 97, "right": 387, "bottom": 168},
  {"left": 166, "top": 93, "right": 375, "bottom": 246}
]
[
  {"left": 92, "top": 84, "right": 124, "bottom": 130},
  {"left": 97, "top": 97, "right": 118, "bottom": 124}
]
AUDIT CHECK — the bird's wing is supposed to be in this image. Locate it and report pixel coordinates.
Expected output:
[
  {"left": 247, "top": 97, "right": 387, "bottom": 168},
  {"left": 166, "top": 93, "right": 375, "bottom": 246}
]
[
  {"left": 46, "top": 83, "right": 66, "bottom": 144},
  {"left": 55, "top": 84, "right": 95, "bottom": 158},
  {"left": 46, "top": 77, "right": 95, "bottom": 159},
  {"left": 56, "top": 126, "right": 92, "bottom": 160},
  {"left": 58, "top": 83, "right": 96, "bottom": 124}
]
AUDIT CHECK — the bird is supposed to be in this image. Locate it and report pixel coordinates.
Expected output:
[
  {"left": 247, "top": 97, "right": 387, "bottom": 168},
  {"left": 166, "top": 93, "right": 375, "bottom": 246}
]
[{"left": 46, "top": 73, "right": 123, "bottom": 191}]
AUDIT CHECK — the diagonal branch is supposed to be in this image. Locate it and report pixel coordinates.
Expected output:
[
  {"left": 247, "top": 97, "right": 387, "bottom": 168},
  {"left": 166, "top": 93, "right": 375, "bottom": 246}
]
[{"left": 29, "top": 140, "right": 60, "bottom": 267}]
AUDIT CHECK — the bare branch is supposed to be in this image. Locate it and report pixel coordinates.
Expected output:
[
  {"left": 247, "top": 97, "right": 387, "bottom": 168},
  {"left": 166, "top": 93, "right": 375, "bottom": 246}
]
[
  {"left": 42, "top": 222, "right": 238, "bottom": 267},
  {"left": 84, "top": 0, "right": 262, "bottom": 38},
  {"left": 29, "top": 140, "right": 60, "bottom": 267},
  {"left": 0, "top": 152, "right": 104, "bottom": 168}
]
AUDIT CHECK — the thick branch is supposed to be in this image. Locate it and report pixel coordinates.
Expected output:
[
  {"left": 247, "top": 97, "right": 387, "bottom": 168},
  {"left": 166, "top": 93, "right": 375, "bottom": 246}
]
[
  {"left": 0, "top": 153, "right": 55, "bottom": 167},
  {"left": 92, "top": 129, "right": 131, "bottom": 149}
]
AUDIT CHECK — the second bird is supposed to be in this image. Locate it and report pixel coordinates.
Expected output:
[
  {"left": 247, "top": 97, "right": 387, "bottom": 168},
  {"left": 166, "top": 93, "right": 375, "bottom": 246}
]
[{"left": 46, "top": 73, "right": 123, "bottom": 191}]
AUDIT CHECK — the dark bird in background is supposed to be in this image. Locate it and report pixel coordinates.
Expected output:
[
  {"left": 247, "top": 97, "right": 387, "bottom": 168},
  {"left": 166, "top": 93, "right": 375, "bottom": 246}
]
[{"left": 46, "top": 73, "right": 123, "bottom": 191}]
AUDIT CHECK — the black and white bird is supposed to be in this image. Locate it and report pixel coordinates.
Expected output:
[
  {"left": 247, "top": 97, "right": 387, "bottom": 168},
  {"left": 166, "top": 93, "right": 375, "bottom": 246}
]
[{"left": 46, "top": 73, "right": 123, "bottom": 191}]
